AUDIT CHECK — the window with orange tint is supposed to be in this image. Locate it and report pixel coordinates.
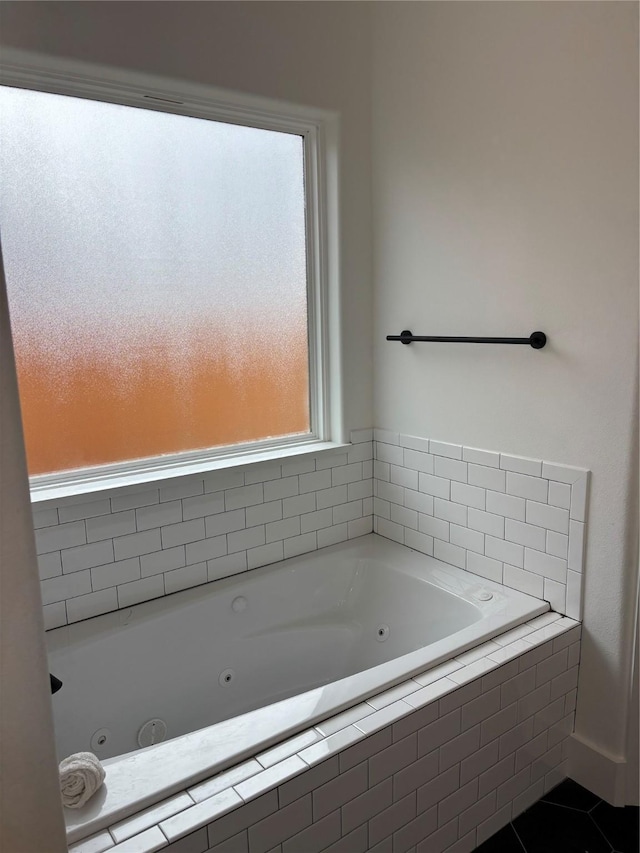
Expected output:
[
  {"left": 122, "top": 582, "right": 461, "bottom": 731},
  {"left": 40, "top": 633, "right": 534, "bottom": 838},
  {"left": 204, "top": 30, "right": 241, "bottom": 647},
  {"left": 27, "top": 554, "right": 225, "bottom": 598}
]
[{"left": 0, "top": 86, "right": 311, "bottom": 477}]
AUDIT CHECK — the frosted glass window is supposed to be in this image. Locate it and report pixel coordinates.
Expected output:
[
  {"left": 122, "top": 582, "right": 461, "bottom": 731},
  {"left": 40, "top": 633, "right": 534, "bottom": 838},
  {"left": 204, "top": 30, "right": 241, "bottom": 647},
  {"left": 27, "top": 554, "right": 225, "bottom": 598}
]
[{"left": 0, "top": 86, "right": 310, "bottom": 477}]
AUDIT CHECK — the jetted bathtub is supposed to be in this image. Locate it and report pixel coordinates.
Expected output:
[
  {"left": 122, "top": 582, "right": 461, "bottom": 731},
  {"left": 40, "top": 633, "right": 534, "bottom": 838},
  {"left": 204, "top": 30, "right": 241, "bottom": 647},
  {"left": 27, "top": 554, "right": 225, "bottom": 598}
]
[{"left": 48, "top": 533, "right": 549, "bottom": 840}]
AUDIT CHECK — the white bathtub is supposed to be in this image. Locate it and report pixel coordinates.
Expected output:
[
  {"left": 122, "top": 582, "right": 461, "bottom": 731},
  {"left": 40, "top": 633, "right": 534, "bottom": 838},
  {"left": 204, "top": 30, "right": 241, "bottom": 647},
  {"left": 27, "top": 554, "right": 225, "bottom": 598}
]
[{"left": 49, "top": 534, "right": 548, "bottom": 841}]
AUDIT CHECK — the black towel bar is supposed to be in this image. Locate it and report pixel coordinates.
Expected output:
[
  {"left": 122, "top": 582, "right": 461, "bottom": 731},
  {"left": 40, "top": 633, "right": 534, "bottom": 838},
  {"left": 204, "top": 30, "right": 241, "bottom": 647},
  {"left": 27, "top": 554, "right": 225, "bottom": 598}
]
[{"left": 386, "top": 331, "right": 547, "bottom": 349}]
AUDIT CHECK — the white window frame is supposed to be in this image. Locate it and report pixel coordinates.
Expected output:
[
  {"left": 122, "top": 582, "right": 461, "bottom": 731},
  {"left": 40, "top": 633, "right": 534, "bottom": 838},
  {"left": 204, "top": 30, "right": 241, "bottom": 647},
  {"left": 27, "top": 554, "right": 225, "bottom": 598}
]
[{"left": 0, "top": 49, "right": 345, "bottom": 503}]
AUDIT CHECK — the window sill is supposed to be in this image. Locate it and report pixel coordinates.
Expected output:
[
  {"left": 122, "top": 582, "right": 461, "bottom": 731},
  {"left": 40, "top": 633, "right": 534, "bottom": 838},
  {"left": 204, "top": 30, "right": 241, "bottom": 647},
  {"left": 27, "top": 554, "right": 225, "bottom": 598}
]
[{"left": 30, "top": 441, "right": 351, "bottom": 506}]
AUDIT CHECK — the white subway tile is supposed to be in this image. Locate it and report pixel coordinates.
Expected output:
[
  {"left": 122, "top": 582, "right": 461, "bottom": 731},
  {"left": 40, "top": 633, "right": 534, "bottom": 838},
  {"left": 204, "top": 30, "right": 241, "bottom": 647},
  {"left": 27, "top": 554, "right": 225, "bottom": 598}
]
[
  {"left": 505, "top": 518, "right": 546, "bottom": 552},
  {"left": 334, "top": 500, "right": 363, "bottom": 525},
  {"left": 390, "top": 465, "right": 418, "bottom": 490},
  {"left": 526, "top": 501, "right": 569, "bottom": 534},
  {"left": 284, "top": 531, "right": 317, "bottom": 558},
  {"left": 62, "top": 540, "right": 114, "bottom": 574},
  {"left": 228, "top": 525, "right": 265, "bottom": 554},
  {"left": 281, "top": 457, "right": 315, "bottom": 477},
  {"left": 524, "top": 549, "right": 567, "bottom": 583},
  {"left": 299, "top": 471, "right": 331, "bottom": 493},
  {"left": 35, "top": 521, "right": 86, "bottom": 555},
  {"left": 349, "top": 516, "right": 373, "bottom": 538},
  {"left": 244, "top": 463, "right": 282, "bottom": 484},
  {"left": 468, "top": 464, "right": 506, "bottom": 493},
  {"left": 500, "top": 454, "right": 542, "bottom": 477},
  {"left": 68, "top": 830, "right": 114, "bottom": 853},
  {"left": 348, "top": 479, "right": 373, "bottom": 501},
  {"left": 405, "top": 489, "right": 434, "bottom": 516},
  {"left": 400, "top": 433, "right": 430, "bottom": 454},
  {"left": 164, "top": 562, "right": 207, "bottom": 594},
  {"left": 161, "top": 789, "right": 243, "bottom": 843},
  {"left": 208, "top": 551, "right": 247, "bottom": 581},
  {"left": 503, "top": 564, "right": 544, "bottom": 598},
  {"left": 467, "top": 552, "right": 503, "bottom": 583},
  {"left": 434, "top": 539, "right": 466, "bottom": 570},
  {"left": 487, "top": 640, "right": 533, "bottom": 664},
  {"left": 245, "top": 500, "right": 282, "bottom": 527},
  {"left": 434, "top": 498, "right": 467, "bottom": 526},
  {"left": 247, "top": 541, "right": 284, "bottom": 570},
  {"left": 189, "top": 760, "right": 261, "bottom": 803},
  {"left": 541, "top": 462, "right": 586, "bottom": 484},
  {"left": 414, "top": 660, "right": 463, "bottom": 687},
  {"left": 350, "top": 428, "right": 373, "bottom": 444},
  {"left": 377, "top": 481, "right": 403, "bottom": 507},
  {"left": 317, "top": 452, "right": 349, "bottom": 471},
  {"left": 419, "top": 514, "right": 449, "bottom": 541},
  {"left": 376, "top": 517, "right": 405, "bottom": 544},
  {"left": 236, "top": 755, "right": 307, "bottom": 802},
  {"left": 226, "top": 483, "right": 265, "bottom": 510},
  {"left": 373, "top": 497, "right": 391, "bottom": 519},
  {"left": 38, "top": 551, "right": 62, "bottom": 580},
  {"left": 316, "top": 703, "right": 374, "bottom": 737},
  {"left": 59, "top": 498, "right": 111, "bottom": 523},
  {"left": 375, "top": 428, "right": 400, "bottom": 445},
  {"left": 41, "top": 570, "right": 92, "bottom": 604},
  {"left": 161, "top": 518, "right": 205, "bottom": 549},
  {"left": 548, "top": 481, "right": 571, "bottom": 509},
  {"left": 117, "top": 575, "right": 164, "bottom": 608},
  {"left": 485, "top": 536, "right": 523, "bottom": 568},
  {"left": 43, "top": 601, "right": 67, "bottom": 630},
  {"left": 390, "top": 503, "right": 418, "bottom": 529},
  {"left": 467, "top": 508, "right": 504, "bottom": 538},
  {"left": 141, "top": 546, "right": 185, "bottom": 577},
  {"left": 451, "top": 481, "right": 486, "bottom": 510},
  {"left": 546, "top": 531, "right": 568, "bottom": 559},
  {"left": 565, "top": 571, "right": 582, "bottom": 620},
  {"left": 92, "top": 557, "right": 140, "bottom": 590},
  {"left": 544, "top": 578, "right": 566, "bottom": 613},
  {"left": 429, "top": 440, "right": 463, "bottom": 459},
  {"left": 67, "top": 588, "right": 118, "bottom": 623},
  {"left": 403, "top": 677, "right": 458, "bottom": 709},
  {"left": 376, "top": 442, "right": 404, "bottom": 466},
  {"left": 461, "top": 448, "right": 497, "bottom": 470},
  {"left": 486, "top": 491, "right": 526, "bottom": 522},
  {"left": 450, "top": 524, "right": 484, "bottom": 554},
  {"left": 403, "top": 448, "right": 435, "bottom": 474},
  {"left": 315, "top": 486, "right": 346, "bottom": 510},
  {"left": 458, "top": 790, "right": 497, "bottom": 839},
  {"left": 440, "top": 725, "right": 481, "bottom": 771},
  {"left": 32, "top": 507, "right": 59, "bottom": 529},
  {"left": 300, "top": 508, "right": 333, "bottom": 533},
  {"left": 110, "top": 827, "right": 167, "bottom": 853},
  {"left": 300, "top": 726, "right": 363, "bottom": 765},
  {"left": 111, "top": 487, "right": 159, "bottom": 512},
  {"left": 368, "top": 680, "right": 422, "bottom": 710},
  {"left": 331, "top": 463, "right": 363, "bottom": 487},
  {"left": 374, "top": 460, "right": 390, "bottom": 482},
  {"left": 318, "top": 523, "right": 349, "bottom": 548},
  {"left": 283, "top": 492, "right": 317, "bottom": 517},
  {"left": 266, "top": 516, "right": 300, "bottom": 543},
  {"left": 457, "top": 642, "right": 501, "bottom": 665},
  {"left": 435, "top": 457, "right": 467, "bottom": 483},
  {"left": 419, "top": 473, "right": 450, "bottom": 500},
  {"left": 506, "top": 473, "right": 548, "bottom": 503},
  {"left": 404, "top": 529, "right": 434, "bottom": 556},
  {"left": 203, "top": 470, "right": 245, "bottom": 493},
  {"left": 182, "top": 492, "right": 225, "bottom": 521},
  {"left": 159, "top": 477, "right": 204, "bottom": 503},
  {"left": 417, "top": 765, "right": 459, "bottom": 813},
  {"left": 205, "top": 509, "right": 246, "bottom": 538},
  {"left": 476, "top": 804, "right": 512, "bottom": 846},
  {"left": 114, "top": 528, "right": 162, "bottom": 561},
  {"left": 86, "top": 511, "right": 136, "bottom": 543},
  {"left": 354, "top": 700, "right": 412, "bottom": 734},
  {"left": 111, "top": 793, "right": 193, "bottom": 844},
  {"left": 570, "top": 475, "right": 589, "bottom": 522}
]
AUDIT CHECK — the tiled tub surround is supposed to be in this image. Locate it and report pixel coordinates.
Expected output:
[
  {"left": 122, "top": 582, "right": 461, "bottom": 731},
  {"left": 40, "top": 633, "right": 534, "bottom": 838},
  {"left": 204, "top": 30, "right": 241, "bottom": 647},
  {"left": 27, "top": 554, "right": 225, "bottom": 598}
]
[
  {"left": 372, "top": 430, "right": 589, "bottom": 620},
  {"left": 68, "top": 613, "right": 581, "bottom": 853},
  {"left": 34, "top": 430, "right": 374, "bottom": 630}
]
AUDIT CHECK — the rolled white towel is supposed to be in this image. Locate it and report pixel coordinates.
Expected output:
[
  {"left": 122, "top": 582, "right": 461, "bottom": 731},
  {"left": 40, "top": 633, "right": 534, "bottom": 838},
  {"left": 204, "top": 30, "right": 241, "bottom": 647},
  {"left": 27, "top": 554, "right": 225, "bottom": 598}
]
[{"left": 59, "top": 751, "right": 106, "bottom": 809}]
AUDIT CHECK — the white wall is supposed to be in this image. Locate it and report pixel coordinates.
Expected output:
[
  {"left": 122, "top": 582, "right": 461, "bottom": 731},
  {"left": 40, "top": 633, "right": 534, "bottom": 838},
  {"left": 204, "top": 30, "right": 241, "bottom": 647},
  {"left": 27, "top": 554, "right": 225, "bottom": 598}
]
[
  {"left": 0, "top": 0, "right": 374, "bottom": 438},
  {"left": 371, "top": 0, "right": 638, "bottom": 798}
]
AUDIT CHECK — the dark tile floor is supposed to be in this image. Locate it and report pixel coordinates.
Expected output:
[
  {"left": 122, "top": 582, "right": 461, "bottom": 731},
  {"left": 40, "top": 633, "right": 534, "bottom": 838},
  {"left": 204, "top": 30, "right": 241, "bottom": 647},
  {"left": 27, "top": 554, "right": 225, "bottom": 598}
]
[{"left": 476, "top": 779, "right": 639, "bottom": 853}]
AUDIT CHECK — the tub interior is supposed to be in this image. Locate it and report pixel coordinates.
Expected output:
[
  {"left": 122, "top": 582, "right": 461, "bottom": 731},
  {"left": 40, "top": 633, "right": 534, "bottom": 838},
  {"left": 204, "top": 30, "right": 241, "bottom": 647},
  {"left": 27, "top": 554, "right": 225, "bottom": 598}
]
[{"left": 47, "top": 535, "right": 544, "bottom": 762}]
